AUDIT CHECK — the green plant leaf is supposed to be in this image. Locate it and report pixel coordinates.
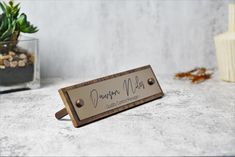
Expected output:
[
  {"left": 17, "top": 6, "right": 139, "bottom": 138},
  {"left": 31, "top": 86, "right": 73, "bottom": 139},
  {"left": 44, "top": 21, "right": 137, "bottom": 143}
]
[
  {"left": 11, "top": 20, "right": 16, "bottom": 33},
  {"left": 9, "top": 0, "right": 14, "bottom": 7},
  {"left": 0, "top": 14, "right": 4, "bottom": 31},
  {"left": 0, "top": 18, "right": 13, "bottom": 41},
  {"left": 0, "top": 2, "right": 6, "bottom": 13},
  {"left": 17, "top": 13, "right": 38, "bottom": 33},
  {"left": 0, "top": 13, "right": 8, "bottom": 34},
  {"left": 13, "top": 3, "right": 20, "bottom": 18},
  {"left": 3, "top": 2, "right": 11, "bottom": 16},
  {"left": 16, "top": 12, "right": 25, "bottom": 25}
]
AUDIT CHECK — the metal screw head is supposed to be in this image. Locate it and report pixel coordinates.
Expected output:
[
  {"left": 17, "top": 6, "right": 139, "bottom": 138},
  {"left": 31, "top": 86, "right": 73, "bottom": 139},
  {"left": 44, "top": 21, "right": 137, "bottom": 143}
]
[
  {"left": 148, "top": 78, "right": 155, "bottom": 85},
  {"left": 76, "top": 99, "right": 84, "bottom": 108}
]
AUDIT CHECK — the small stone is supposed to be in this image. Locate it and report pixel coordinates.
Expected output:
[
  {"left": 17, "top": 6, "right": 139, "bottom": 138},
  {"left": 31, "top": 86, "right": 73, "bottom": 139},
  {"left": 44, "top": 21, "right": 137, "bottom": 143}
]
[
  {"left": 8, "top": 56, "right": 13, "bottom": 61},
  {"left": 18, "top": 60, "right": 26, "bottom": 67},
  {"left": 0, "top": 58, "right": 3, "bottom": 65},
  {"left": 29, "top": 54, "right": 34, "bottom": 64},
  {"left": 1, "top": 55, "right": 11, "bottom": 60},
  {"left": 19, "top": 53, "right": 27, "bottom": 59},
  {"left": 22, "top": 58, "right": 28, "bottom": 63},
  {"left": 12, "top": 55, "right": 18, "bottom": 61},
  {"left": 10, "top": 61, "right": 18, "bottom": 68},
  {"left": 9, "top": 51, "right": 16, "bottom": 56},
  {"left": 0, "top": 65, "right": 5, "bottom": 69},
  {"left": 3, "top": 60, "right": 10, "bottom": 67}
]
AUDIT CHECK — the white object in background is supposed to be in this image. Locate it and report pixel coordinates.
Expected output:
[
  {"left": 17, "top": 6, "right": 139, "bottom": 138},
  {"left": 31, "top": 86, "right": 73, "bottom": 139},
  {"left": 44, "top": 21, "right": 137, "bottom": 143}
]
[{"left": 214, "top": 4, "right": 235, "bottom": 82}]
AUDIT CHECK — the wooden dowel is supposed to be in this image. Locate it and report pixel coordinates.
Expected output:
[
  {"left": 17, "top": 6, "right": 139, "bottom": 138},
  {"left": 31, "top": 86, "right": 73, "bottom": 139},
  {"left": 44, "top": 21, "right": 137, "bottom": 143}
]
[{"left": 55, "top": 108, "right": 68, "bottom": 120}]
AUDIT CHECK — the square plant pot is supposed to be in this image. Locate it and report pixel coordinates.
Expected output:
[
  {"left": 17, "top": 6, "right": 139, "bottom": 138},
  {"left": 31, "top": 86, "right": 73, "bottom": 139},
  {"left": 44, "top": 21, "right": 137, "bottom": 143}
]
[{"left": 0, "top": 36, "right": 40, "bottom": 92}]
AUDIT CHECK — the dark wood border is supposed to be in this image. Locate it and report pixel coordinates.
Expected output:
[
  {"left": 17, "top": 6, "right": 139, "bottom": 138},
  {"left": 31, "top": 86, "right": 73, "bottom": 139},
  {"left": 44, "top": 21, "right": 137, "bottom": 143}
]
[{"left": 59, "top": 65, "right": 164, "bottom": 128}]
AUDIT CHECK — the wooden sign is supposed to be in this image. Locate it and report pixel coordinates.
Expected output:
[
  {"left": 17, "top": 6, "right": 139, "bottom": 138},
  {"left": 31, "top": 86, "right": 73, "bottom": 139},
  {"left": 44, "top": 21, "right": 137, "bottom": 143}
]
[{"left": 55, "top": 65, "right": 164, "bottom": 128}]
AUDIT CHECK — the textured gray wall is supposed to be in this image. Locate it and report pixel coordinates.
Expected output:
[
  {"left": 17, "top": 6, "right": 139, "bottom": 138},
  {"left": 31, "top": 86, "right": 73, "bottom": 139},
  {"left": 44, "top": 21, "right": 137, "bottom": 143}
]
[{"left": 17, "top": 0, "right": 235, "bottom": 78}]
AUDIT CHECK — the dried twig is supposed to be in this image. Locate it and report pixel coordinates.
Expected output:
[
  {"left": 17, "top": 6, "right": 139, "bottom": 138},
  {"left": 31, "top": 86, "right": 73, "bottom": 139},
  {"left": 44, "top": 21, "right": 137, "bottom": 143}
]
[{"left": 175, "top": 67, "right": 213, "bottom": 84}]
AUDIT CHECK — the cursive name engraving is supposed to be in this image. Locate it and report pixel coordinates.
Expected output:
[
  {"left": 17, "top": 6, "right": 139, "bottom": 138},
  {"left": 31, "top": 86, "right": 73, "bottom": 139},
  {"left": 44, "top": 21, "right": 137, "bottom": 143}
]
[
  {"left": 90, "top": 89, "right": 98, "bottom": 108},
  {"left": 89, "top": 76, "right": 144, "bottom": 108},
  {"left": 123, "top": 76, "right": 145, "bottom": 96},
  {"left": 90, "top": 89, "right": 120, "bottom": 108},
  {"left": 99, "top": 90, "right": 120, "bottom": 100}
]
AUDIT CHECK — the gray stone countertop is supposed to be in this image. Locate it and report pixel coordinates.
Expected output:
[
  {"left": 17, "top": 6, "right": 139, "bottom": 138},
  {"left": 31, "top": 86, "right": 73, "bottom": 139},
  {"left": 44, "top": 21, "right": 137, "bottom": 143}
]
[{"left": 0, "top": 74, "right": 235, "bottom": 156}]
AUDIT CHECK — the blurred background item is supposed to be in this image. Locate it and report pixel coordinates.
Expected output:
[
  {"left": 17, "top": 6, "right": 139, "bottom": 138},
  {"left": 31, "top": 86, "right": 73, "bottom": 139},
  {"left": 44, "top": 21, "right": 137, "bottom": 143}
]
[
  {"left": 214, "top": 4, "right": 235, "bottom": 82},
  {"left": 0, "top": 0, "right": 39, "bottom": 92}
]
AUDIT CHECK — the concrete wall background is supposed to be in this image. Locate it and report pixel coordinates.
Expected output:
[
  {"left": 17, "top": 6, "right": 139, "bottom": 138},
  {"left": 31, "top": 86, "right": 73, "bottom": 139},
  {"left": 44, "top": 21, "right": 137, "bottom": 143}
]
[{"left": 17, "top": 0, "right": 235, "bottom": 78}]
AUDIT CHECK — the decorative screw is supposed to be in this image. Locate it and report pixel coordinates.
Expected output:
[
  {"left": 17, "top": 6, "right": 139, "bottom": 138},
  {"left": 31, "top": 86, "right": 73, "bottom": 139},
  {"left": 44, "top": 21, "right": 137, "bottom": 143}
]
[
  {"left": 148, "top": 78, "right": 155, "bottom": 85},
  {"left": 76, "top": 99, "right": 84, "bottom": 108}
]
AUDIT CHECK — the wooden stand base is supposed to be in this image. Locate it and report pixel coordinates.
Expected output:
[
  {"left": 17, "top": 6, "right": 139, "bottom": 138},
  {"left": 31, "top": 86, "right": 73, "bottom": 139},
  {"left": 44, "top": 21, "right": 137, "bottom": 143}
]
[{"left": 55, "top": 108, "right": 68, "bottom": 120}]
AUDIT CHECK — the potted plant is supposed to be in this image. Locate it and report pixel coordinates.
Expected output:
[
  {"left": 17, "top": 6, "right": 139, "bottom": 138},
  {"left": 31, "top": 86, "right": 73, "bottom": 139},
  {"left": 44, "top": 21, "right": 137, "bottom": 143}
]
[{"left": 0, "top": 0, "right": 39, "bottom": 92}]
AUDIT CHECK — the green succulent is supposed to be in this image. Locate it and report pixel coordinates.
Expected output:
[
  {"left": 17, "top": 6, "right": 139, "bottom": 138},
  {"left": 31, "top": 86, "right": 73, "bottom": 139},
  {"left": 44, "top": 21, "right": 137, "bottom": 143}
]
[{"left": 0, "top": 0, "right": 38, "bottom": 42}]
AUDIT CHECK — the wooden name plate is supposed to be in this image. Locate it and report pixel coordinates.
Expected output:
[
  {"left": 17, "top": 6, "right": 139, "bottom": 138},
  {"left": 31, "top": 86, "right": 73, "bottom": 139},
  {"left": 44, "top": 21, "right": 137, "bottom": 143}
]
[{"left": 56, "top": 65, "right": 164, "bottom": 128}]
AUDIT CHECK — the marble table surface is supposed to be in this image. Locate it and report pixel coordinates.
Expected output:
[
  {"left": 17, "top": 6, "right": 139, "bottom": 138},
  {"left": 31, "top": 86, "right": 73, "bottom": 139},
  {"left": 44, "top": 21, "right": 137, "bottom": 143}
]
[{"left": 0, "top": 74, "right": 235, "bottom": 156}]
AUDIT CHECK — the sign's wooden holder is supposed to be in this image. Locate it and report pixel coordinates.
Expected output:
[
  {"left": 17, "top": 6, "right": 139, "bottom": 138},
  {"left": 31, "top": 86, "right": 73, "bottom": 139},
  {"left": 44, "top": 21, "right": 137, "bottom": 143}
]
[
  {"left": 55, "top": 108, "right": 68, "bottom": 120},
  {"left": 55, "top": 65, "right": 164, "bottom": 128}
]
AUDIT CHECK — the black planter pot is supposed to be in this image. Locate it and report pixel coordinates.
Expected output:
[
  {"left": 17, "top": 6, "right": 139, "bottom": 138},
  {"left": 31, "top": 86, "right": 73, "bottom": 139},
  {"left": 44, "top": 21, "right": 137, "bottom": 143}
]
[{"left": 0, "top": 64, "right": 34, "bottom": 86}]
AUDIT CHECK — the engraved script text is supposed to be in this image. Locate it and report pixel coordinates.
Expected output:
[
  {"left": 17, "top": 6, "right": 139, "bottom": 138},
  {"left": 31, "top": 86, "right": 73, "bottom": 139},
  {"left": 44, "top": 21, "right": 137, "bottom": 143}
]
[
  {"left": 90, "top": 89, "right": 120, "bottom": 108},
  {"left": 123, "top": 76, "right": 145, "bottom": 96},
  {"left": 89, "top": 76, "right": 145, "bottom": 108}
]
